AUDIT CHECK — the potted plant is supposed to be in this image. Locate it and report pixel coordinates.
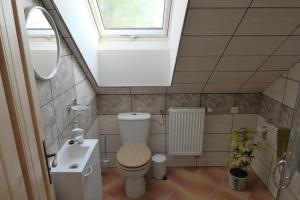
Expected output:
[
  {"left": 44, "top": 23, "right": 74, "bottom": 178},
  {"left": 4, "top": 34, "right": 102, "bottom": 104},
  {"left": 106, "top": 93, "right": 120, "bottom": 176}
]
[{"left": 229, "top": 128, "right": 260, "bottom": 191}]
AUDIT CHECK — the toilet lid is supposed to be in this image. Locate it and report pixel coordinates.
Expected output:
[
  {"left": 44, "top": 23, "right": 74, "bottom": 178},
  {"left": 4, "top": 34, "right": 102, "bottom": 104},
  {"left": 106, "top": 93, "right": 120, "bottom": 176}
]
[{"left": 117, "top": 144, "right": 151, "bottom": 168}]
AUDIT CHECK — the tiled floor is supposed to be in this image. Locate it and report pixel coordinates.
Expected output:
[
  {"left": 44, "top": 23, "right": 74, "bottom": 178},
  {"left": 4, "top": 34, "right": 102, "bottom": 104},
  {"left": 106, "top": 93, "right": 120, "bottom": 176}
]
[{"left": 101, "top": 167, "right": 274, "bottom": 200}]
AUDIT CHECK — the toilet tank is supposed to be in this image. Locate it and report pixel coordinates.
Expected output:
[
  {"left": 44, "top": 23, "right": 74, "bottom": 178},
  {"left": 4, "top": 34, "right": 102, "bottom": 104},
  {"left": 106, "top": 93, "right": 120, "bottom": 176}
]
[{"left": 118, "top": 113, "right": 151, "bottom": 144}]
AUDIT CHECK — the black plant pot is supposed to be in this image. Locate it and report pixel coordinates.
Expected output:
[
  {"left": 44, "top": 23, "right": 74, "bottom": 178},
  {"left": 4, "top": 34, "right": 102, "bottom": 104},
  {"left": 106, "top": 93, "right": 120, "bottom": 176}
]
[{"left": 228, "top": 168, "right": 248, "bottom": 191}]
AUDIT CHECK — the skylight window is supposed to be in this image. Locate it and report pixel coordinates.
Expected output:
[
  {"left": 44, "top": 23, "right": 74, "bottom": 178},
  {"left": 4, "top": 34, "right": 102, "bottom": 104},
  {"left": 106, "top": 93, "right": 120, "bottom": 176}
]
[{"left": 89, "top": 0, "right": 172, "bottom": 38}]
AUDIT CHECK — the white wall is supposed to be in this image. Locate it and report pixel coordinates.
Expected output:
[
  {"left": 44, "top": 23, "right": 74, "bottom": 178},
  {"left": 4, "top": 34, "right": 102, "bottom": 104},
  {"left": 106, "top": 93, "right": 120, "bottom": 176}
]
[
  {"left": 98, "top": 48, "right": 170, "bottom": 86},
  {"left": 169, "top": 0, "right": 189, "bottom": 79},
  {"left": 53, "top": 0, "right": 101, "bottom": 85}
]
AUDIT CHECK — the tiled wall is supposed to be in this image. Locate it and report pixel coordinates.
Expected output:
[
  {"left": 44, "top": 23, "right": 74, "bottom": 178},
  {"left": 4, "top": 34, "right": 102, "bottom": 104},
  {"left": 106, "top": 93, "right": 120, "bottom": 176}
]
[
  {"left": 253, "top": 61, "right": 300, "bottom": 199},
  {"left": 97, "top": 93, "right": 261, "bottom": 167},
  {"left": 23, "top": 0, "right": 97, "bottom": 155}
]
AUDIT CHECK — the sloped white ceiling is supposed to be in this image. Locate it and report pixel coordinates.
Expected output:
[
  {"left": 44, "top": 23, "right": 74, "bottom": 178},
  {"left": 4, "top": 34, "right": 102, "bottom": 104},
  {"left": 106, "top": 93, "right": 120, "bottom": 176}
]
[{"left": 42, "top": 0, "right": 300, "bottom": 94}]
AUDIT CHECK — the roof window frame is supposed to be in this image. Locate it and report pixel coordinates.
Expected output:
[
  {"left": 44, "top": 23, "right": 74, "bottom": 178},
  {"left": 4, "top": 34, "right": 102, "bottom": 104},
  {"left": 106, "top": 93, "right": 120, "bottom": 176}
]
[{"left": 88, "top": 0, "right": 172, "bottom": 39}]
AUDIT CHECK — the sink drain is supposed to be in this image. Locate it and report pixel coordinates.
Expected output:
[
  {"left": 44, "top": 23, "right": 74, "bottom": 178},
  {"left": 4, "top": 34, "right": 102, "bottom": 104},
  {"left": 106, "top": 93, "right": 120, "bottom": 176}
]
[{"left": 69, "top": 164, "right": 79, "bottom": 169}]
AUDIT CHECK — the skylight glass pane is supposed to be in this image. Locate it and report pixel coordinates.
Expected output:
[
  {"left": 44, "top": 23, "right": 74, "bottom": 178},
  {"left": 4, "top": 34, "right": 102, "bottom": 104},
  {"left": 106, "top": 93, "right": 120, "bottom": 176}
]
[{"left": 98, "top": 0, "right": 165, "bottom": 29}]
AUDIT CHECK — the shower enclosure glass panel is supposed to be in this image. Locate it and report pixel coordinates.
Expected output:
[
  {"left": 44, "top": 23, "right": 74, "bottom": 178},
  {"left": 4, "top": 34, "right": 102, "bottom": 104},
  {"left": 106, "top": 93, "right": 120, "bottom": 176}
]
[{"left": 278, "top": 87, "right": 300, "bottom": 200}]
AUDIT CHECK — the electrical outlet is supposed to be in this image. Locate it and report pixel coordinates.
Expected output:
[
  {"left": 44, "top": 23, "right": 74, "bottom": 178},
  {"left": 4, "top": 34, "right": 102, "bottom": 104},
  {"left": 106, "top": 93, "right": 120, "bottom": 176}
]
[{"left": 231, "top": 107, "right": 239, "bottom": 114}]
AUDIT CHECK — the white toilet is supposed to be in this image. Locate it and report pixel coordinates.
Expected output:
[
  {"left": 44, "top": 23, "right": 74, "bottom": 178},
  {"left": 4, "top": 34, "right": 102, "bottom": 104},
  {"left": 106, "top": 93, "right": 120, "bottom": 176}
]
[{"left": 116, "top": 112, "right": 152, "bottom": 198}]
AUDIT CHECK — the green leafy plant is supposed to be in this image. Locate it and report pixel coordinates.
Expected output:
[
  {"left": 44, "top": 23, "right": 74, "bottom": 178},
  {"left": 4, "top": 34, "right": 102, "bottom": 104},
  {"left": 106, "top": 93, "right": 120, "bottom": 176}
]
[{"left": 230, "top": 128, "right": 260, "bottom": 172}]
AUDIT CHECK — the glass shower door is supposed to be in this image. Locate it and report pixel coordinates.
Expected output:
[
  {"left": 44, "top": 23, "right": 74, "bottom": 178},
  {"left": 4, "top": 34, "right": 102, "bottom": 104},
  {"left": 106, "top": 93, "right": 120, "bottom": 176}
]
[{"left": 276, "top": 88, "right": 300, "bottom": 200}]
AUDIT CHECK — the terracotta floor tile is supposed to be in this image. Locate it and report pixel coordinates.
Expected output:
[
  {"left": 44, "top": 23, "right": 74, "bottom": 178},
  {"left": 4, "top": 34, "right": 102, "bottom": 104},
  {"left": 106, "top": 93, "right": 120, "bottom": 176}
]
[
  {"left": 146, "top": 179, "right": 178, "bottom": 199},
  {"left": 105, "top": 179, "right": 129, "bottom": 200},
  {"left": 249, "top": 181, "right": 274, "bottom": 200},
  {"left": 102, "top": 168, "right": 122, "bottom": 187},
  {"left": 106, "top": 178, "right": 155, "bottom": 200},
  {"left": 208, "top": 188, "right": 242, "bottom": 200},
  {"left": 216, "top": 166, "right": 229, "bottom": 173},
  {"left": 167, "top": 168, "right": 194, "bottom": 188},
  {"left": 194, "top": 167, "right": 227, "bottom": 184},
  {"left": 184, "top": 167, "right": 199, "bottom": 174},
  {"left": 102, "top": 192, "right": 115, "bottom": 200},
  {"left": 166, "top": 189, "right": 201, "bottom": 200},
  {"left": 218, "top": 180, "right": 252, "bottom": 200},
  {"left": 180, "top": 175, "right": 217, "bottom": 199},
  {"left": 102, "top": 167, "right": 274, "bottom": 200},
  {"left": 247, "top": 170, "right": 260, "bottom": 191}
]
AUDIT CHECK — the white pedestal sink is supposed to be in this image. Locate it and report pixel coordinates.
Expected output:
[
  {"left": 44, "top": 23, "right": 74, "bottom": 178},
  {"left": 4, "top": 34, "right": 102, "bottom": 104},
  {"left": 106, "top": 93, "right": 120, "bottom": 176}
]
[{"left": 51, "top": 139, "right": 102, "bottom": 200}]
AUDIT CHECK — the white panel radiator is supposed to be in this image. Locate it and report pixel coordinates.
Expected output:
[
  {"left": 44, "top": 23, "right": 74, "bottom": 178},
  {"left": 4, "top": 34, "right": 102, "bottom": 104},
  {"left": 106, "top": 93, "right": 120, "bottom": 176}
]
[{"left": 168, "top": 108, "right": 206, "bottom": 156}]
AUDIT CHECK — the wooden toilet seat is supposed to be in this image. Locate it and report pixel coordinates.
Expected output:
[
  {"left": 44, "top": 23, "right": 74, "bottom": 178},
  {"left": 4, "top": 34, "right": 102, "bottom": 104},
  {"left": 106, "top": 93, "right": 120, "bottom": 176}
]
[{"left": 116, "top": 144, "right": 151, "bottom": 169}]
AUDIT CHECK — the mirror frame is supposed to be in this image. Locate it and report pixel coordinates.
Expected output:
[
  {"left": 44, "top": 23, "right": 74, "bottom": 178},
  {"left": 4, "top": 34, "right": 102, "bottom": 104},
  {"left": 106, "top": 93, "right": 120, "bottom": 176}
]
[{"left": 25, "top": 6, "right": 61, "bottom": 80}]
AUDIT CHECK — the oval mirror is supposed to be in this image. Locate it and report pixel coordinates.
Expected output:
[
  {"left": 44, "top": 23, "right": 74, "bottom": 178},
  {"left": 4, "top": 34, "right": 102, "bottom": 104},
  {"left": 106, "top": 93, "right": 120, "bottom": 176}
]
[{"left": 25, "top": 6, "right": 61, "bottom": 80}]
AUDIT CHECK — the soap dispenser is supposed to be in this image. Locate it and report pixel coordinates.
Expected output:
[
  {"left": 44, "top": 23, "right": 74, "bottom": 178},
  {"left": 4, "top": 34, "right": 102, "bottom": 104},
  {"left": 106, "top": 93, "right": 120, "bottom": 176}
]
[{"left": 71, "top": 128, "right": 85, "bottom": 144}]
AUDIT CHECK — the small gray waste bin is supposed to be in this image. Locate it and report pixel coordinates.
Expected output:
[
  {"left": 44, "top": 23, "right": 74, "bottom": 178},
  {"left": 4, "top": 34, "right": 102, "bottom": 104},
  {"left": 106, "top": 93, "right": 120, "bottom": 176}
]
[{"left": 152, "top": 154, "right": 166, "bottom": 180}]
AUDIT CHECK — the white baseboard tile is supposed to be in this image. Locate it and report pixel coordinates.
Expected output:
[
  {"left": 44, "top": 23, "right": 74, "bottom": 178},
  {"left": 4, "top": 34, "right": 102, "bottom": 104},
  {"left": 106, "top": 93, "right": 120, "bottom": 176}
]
[
  {"left": 166, "top": 155, "right": 197, "bottom": 167},
  {"left": 197, "top": 152, "right": 230, "bottom": 166}
]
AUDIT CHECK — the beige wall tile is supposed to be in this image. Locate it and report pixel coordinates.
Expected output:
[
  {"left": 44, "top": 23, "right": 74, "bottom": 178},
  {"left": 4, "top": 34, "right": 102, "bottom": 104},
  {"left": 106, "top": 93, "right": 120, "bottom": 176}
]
[
  {"left": 130, "top": 87, "right": 166, "bottom": 94},
  {"left": 283, "top": 80, "right": 299, "bottom": 108},
  {"left": 208, "top": 72, "right": 253, "bottom": 83},
  {"left": 96, "top": 87, "right": 130, "bottom": 94},
  {"left": 215, "top": 56, "right": 266, "bottom": 72},
  {"left": 225, "top": 36, "right": 286, "bottom": 55},
  {"left": 167, "top": 94, "right": 201, "bottom": 108},
  {"left": 263, "top": 77, "right": 287, "bottom": 103},
  {"left": 288, "top": 61, "right": 300, "bottom": 81},
  {"left": 253, "top": 147, "right": 274, "bottom": 170},
  {"left": 236, "top": 9, "right": 300, "bottom": 35},
  {"left": 184, "top": 9, "right": 245, "bottom": 35},
  {"left": 232, "top": 114, "right": 258, "bottom": 131},
  {"left": 98, "top": 95, "right": 131, "bottom": 115},
  {"left": 203, "top": 83, "right": 241, "bottom": 93},
  {"left": 279, "top": 189, "right": 297, "bottom": 200},
  {"left": 189, "top": 0, "right": 251, "bottom": 8},
  {"left": 149, "top": 134, "right": 166, "bottom": 153},
  {"left": 201, "top": 94, "right": 235, "bottom": 114},
  {"left": 203, "top": 134, "right": 231, "bottom": 151},
  {"left": 205, "top": 114, "right": 233, "bottom": 133},
  {"left": 35, "top": 79, "right": 52, "bottom": 107},
  {"left": 173, "top": 72, "right": 211, "bottom": 83},
  {"left": 248, "top": 71, "right": 285, "bottom": 83},
  {"left": 256, "top": 116, "right": 277, "bottom": 149},
  {"left": 99, "top": 135, "right": 121, "bottom": 153},
  {"left": 251, "top": 157, "right": 270, "bottom": 185},
  {"left": 275, "top": 36, "right": 300, "bottom": 56},
  {"left": 72, "top": 57, "right": 86, "bottom": 84},
  {"left": 288, "top": 172, "right": 300, "bottom": 198},
  {"left": 51, "top": 56, "right": 75, "bottom": 98},
  {"left": 99, "top": 115, "right": 119, "bottom": 135},
  {"left": 86, "top": 118, "right": 99, "bottom": 140},
  {"left": 236, "top": 93, "right": 262, "bottom": 114},
  {"left": 239, "top": 83, "right": 271, "bottom": 93},
  {"left": 251, "top": 0, "right": 300, "bottom": 7},
  {"left": 132, "top": 95, "right": 166, "bottom": 114},
  {"left": 260, "top": 56, "right": 300, "bottom": 71},
  {"left": 175, "top": 56, "right": 219, "bottom": 72},
  {"left": 150, "top": 115, "right": 166, "bottom": 134},
  {"left": 76, "top": 79, "right": 96, "bottom": 105},
  {"left": 179, "top": 36, "right": 231, "bottom": 56},
  {"left": 167, "top": 84, "right": 205, "bottom": 94}
]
